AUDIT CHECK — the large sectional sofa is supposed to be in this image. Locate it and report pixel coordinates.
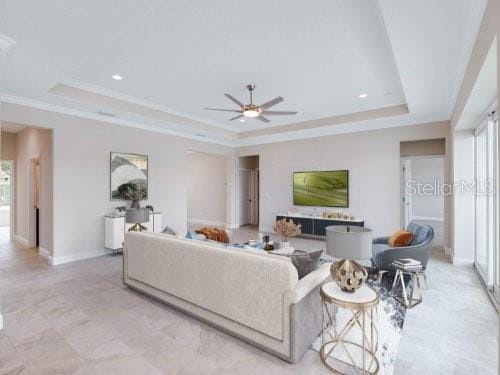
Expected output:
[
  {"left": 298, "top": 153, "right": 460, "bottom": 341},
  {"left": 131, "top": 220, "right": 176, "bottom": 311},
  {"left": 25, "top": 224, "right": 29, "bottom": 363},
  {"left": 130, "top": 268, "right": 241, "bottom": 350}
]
[{"left": 123, "top": 231, "right": 331, "bottom": 363}]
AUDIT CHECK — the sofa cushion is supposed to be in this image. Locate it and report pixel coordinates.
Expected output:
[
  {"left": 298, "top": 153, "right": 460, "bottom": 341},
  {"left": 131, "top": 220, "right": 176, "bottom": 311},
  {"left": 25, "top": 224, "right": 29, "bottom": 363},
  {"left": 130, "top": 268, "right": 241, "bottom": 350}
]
[{"left": 372, "top": 243, "right": 390, "bottom": 267}]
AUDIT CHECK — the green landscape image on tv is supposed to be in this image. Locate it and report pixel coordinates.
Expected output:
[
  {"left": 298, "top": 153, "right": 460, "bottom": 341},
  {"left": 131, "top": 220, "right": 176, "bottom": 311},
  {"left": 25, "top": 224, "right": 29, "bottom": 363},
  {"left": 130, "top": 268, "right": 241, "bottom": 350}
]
[{"left": 293, "top": 170, "right": 348, "bottom": 207}]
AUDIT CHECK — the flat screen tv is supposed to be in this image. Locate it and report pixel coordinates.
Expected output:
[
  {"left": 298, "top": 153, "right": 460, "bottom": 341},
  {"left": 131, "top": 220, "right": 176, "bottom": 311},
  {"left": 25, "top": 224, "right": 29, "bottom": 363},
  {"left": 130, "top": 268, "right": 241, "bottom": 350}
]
[{"left": 293, "top": 170, "right": 349, "bottom": 207}]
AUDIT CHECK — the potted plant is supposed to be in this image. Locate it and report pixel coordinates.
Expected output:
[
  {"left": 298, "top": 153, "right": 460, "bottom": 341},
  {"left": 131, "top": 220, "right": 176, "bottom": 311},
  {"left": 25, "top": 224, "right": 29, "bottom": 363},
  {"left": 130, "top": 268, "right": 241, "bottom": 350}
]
[
  {"left": 117, "top": 183, "right": 147, "bottom": 209},
  {"left": 272, "top": 218, "right": 301, "bottom": 254}
]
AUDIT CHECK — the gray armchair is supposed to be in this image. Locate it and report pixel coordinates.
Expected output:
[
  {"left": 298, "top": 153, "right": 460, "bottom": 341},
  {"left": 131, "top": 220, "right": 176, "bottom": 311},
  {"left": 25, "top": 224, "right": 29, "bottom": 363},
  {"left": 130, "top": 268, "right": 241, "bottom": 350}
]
[{"left": 371, "top": 222, "right": 434, "bottom": 271}]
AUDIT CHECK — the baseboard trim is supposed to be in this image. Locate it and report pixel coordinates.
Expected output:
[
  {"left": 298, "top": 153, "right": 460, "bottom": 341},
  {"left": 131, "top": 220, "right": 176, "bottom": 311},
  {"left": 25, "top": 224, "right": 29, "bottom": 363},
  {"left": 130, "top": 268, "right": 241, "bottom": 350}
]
[
  {"left": 452, "top": 257, "right": 474, "bottom": 266},
  {"left": 13, "top": 235, "right": 29, "bottom": 246},
  {"left": 411, "top": 216, "right": 444, "bottom": 222},
  {"left": 39, "top": 247, "right": 50, "bottom": 260},
  {"left": 50, "top": 249, "right": 111, "bottom": 266},
  {"left": 188, "top": 218, "right": 226, "bottom": 227}
]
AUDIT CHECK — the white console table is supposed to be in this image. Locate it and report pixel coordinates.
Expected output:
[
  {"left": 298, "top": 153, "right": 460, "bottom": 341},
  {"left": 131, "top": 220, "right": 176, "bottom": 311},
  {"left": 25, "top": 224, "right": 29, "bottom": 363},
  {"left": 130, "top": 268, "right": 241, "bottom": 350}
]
[{"left": 105, "top": 211, "right": 162, "bottom": 252}]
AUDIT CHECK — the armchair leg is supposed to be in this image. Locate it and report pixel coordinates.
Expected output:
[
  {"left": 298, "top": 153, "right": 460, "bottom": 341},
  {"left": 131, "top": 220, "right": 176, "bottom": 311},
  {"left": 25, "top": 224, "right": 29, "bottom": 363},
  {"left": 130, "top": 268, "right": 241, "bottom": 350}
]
[{"left": 377, "top": 270, "right": 388, "bottom": 284}]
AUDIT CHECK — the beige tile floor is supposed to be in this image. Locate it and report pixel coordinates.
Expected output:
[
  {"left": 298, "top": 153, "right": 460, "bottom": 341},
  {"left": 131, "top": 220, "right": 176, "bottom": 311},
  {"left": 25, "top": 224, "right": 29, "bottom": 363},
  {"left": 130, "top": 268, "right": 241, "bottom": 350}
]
[{"left": 0, "top": 226, "right": 497, "bottom": 374}]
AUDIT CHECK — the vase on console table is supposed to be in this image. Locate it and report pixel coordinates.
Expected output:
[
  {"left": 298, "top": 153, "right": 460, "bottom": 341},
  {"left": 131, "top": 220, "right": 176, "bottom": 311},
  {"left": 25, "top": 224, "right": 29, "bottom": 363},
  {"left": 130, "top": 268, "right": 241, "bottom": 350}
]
[{"left": 279, "top": 241, "right": 294, "bottom": 255}]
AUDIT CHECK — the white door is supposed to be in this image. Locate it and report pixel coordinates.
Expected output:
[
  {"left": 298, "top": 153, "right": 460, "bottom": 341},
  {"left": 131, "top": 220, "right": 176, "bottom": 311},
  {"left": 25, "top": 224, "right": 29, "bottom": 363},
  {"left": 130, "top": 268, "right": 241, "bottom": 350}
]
[{"left": 239, "top": 169, "right": 251, "bottom": 226}]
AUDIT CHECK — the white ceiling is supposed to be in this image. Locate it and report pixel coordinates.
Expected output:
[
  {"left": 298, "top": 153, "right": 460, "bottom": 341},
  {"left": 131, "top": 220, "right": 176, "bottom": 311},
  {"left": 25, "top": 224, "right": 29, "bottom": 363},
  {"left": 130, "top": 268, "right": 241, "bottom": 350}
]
[{"left": 0, "top": 0, "right": 487, "bottom": 146}]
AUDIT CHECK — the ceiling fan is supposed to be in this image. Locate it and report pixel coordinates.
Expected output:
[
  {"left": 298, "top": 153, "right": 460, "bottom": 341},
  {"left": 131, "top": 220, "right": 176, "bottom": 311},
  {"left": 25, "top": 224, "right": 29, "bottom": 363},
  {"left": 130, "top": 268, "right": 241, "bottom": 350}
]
[{"left": 204, "top": 84, "right": 298, "bottom": 123}]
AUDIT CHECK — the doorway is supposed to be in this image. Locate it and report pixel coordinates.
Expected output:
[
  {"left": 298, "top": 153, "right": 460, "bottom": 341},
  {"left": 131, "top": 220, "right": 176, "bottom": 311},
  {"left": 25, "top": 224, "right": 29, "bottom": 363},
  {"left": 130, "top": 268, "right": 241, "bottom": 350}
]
[
  {"left": 400, "top": 138, "right": 446, "bottom": 249},
  {"left": 238, "top": 156, "right": 259, "bottom": 227},
  {"left": 0, "top": 160, "right": 13, "bottom": 243},
  {"left": 29, "top": 156, "right": 40, "bottom": 248}
]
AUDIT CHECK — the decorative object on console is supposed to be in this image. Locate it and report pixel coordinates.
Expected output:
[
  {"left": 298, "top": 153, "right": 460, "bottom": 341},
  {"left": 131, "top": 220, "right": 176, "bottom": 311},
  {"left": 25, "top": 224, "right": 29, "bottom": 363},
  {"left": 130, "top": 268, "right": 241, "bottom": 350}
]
[
  {"left": 326, "top": 225, "right": 372, "bottom": 292},
  {"left": 145, "top": 205, "right": 154, "bottom": 212},
  {"left": 263, "top": 235, "right": 274, "bottom": 251},
  {"left": 111, "top": 152, "right": 148, "bottom": 202},
  {"left": 273, "top": 218, "right": 301, "bottom": 253},
  {"left": 126, "top": 208, "right": 150, "bottom": 232},
  {"left": 195, "top": 227, "right": 229, "bottom": 243},
  {"left": 118, "top": 183, "right": 147, "bottom": 209}
]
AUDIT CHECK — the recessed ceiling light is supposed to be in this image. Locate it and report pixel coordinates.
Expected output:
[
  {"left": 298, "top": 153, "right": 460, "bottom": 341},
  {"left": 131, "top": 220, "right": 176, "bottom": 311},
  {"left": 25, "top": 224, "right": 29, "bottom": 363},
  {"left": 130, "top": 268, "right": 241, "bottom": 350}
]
[
  {"left": 358, "top": 93, "right": 368, "bottom": 99},
  {"left": 112, "top": 74, "right": 123, "bottom": 80},
  {"left": 239, "top": 119, "right": 245, "bottom": 122}
]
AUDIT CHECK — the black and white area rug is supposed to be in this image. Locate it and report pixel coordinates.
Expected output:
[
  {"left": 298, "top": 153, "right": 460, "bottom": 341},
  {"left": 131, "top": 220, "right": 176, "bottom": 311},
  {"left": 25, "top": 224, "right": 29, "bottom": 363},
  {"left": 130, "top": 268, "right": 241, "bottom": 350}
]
[{"left": 311, "top": 273, "right": 406, "bottom": 375}]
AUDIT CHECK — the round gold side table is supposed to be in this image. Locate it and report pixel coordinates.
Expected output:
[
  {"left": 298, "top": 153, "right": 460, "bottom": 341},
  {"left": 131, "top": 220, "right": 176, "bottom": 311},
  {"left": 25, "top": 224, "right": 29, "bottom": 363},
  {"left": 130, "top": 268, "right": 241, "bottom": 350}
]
[{"left": 320, "top": 282, "right": 380, "bottom": 374}]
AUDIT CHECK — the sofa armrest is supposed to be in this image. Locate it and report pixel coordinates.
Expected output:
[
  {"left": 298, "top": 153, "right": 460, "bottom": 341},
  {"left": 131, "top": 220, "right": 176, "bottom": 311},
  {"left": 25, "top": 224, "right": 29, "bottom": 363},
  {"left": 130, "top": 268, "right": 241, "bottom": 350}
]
[
  {"left": 285, "top": 262, "right": 331, "bottom": 363},
  {"left": 372, "top": 236, "right": 390, "bottom": 244},
  {"left": 285, "top": 263, "right": 331, "bottom": 304}
]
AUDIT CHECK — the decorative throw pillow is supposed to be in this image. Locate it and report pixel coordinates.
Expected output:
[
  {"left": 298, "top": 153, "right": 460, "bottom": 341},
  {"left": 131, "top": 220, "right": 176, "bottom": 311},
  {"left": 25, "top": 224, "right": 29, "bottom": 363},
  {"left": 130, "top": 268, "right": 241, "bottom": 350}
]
[
  {"left": 195, "top": 227, "right": 229, "bottom": 244},
  {"left": 388, "top": 229, "right": 414, "bottom": 247},
  {"left": 288, "top": 250, "right": 323, "bottom": 279},
  {"left": 162, "top": 226, "right": 177, "bottom": 236},
  {"left": 185, "top": 231, "right": 206, "bottom": 241}
]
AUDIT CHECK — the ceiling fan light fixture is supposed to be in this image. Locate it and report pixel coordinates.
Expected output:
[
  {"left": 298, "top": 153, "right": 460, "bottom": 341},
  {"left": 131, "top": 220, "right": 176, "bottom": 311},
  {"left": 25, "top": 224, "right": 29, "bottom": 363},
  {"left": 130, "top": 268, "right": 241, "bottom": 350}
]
[{"left": 243, "top": 109, "right": 261, "bottom": 118}]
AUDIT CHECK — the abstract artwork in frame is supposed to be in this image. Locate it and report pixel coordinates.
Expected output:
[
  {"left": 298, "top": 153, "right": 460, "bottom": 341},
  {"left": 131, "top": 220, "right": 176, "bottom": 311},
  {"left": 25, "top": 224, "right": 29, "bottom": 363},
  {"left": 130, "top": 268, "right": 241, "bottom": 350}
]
[{"left": 110, "top": 152, "right": 148, "bottom": 200}]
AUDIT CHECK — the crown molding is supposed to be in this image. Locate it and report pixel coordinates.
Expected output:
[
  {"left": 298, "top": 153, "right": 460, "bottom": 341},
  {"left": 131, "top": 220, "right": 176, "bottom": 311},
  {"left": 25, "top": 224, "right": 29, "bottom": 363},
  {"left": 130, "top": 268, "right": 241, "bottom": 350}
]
[
  {"left": 57, "top": 78, "right": 236, "bottom": 132},
  {"left": 1, "top": 94, "right": 236, "bottom": 147},
  {"left": 2, "top": 94, "right": 450, "bottom": 148}
]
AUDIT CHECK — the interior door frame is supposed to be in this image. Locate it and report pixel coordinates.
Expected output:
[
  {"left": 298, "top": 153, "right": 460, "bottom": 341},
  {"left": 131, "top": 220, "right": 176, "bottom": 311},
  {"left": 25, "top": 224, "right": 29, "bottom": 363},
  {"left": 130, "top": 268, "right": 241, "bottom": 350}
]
[
  {"left": 0, "top": 160, "right": 15, "bottom": 240},
  {"left": 400, "top": 158, "right": 412, "bottom": 228},
  {"left": 28, "top": 154, "right": 40, "bottom": 247},
  {"left": 239, "top": 168, "right": 252, "bottom": 226}
]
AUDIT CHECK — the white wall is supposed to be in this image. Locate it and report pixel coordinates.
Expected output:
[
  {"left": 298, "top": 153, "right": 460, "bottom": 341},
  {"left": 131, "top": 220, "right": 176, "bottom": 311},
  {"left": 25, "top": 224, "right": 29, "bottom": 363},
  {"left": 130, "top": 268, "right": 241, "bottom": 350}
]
[
  {"left": 239, "top": 121, "right": 451, "bottom": 245},
  {"left": 187, "top": 151, "right": 226, "bottom": 226},
  {"left": 3, "top": 102, "right": 232, "bottom": 264},
  {"left": 15, "top": 127, "right": 53, "bottom": 252},
  {"left": 409, "top": 157, "right": 445, "bottom": 220},
  {"left": 452, "top": 131, "right": 475, "bottom": 264}
]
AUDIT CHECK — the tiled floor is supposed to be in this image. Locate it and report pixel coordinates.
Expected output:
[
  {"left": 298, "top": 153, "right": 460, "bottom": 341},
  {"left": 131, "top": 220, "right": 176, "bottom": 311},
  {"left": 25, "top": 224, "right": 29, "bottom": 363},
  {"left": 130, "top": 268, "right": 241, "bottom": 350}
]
[{"left": 0, "top": 226, "right": 497, "bottom": 374}]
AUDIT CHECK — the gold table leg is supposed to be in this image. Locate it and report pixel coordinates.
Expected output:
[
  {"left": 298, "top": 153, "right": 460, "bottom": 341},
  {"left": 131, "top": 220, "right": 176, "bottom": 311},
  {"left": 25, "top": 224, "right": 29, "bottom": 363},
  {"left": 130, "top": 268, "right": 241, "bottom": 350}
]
[{"left": 319, "top": 298, "right": 379, "bottom": 374}]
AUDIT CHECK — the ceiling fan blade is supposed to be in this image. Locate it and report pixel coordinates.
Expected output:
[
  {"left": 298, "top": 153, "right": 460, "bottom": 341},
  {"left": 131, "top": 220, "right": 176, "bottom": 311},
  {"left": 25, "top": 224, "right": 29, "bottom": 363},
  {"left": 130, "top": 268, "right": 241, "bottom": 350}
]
[
  {"left": 224, "top": 93, "right": 244, "bottom": 107},
  {"left": 229, "top": 114, "right": 244, "bottom": 121},
  {"left": 204, "top": 108, "right": 241, "bottom": 112},
  {"left": 260, "top": 96, "right": 284, "bottom": 110},
  {"left": 256, "top": 116, "right": 270, "bottom": 123},
  {"left": 262, "top": 110, "right": 298, "bottom": 115}
]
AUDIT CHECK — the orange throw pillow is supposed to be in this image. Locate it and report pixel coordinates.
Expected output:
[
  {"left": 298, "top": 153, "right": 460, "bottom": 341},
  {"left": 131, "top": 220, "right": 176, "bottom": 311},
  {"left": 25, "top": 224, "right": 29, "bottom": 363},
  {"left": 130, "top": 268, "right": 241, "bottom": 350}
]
[
  {"left": 195, "top": 227, "right": 229, "bottom": 244},
  {"left": 388, "top": 229, "right": 414, "bottom": 247}
]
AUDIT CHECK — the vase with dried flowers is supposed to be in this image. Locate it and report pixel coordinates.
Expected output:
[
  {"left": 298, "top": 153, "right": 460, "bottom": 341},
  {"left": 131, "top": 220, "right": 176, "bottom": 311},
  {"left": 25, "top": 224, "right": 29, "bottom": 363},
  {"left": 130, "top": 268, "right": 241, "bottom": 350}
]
[{"left": 273, "top": 218, "right": 301, "bottom": 254}]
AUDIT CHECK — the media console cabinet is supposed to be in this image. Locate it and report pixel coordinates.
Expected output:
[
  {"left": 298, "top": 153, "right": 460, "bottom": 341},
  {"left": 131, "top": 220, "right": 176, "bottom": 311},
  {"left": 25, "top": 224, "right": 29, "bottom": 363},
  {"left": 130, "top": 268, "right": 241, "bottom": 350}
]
[{"left": 276, "top": 214, "right": 364, "bottom": 238}]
